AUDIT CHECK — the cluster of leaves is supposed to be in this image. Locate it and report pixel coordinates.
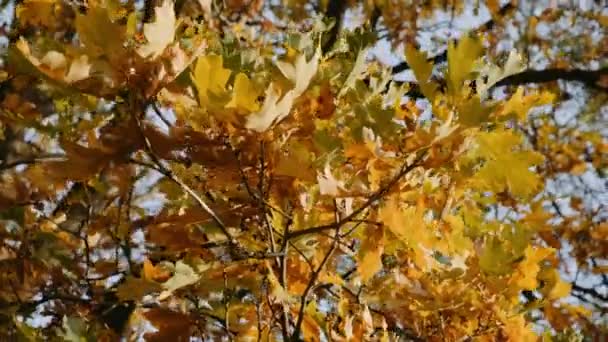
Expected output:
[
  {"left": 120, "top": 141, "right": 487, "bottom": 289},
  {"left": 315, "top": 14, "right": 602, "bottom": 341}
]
[{"left": 0, "top": 0, "right": 606, "bottom": 341}]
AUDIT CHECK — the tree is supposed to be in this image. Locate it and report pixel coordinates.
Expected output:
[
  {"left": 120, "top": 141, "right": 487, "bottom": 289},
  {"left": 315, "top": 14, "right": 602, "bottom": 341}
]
[{"left": 0, "top": 0, "right": 606, "bottom": 340}]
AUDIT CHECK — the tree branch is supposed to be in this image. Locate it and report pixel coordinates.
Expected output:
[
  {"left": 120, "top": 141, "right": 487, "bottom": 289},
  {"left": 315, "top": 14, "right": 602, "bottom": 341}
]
[
  {"left": 291, "top": 204, "right": 340, "bottom": 340},
  {"left": 495, "top": 67, "right": 608, "bottom": 90},
  {"left": 397, "top": 66, "right": 608, "bottom": 99},
  {"left": 572, "top": 283, "right": 608, "bottom": 302}
]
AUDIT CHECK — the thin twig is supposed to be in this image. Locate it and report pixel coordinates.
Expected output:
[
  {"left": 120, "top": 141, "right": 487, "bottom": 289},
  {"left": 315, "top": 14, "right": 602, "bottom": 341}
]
[
  {"left": 291, "top": 204, "right": 340, "bottom": 340},
  {"left": 287, "top": 150, "right": 427, "bottom": 240},
  {"left": 129, "top": 155, "right": 236, "bottom": 245}
]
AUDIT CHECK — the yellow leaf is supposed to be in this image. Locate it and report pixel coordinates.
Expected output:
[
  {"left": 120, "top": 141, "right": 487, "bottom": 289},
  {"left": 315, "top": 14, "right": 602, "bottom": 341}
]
[
  {"left": 503, "top": 315, "right": 538, "bottom": 342},
  {"left": 405, "top": 44, "right": 433, "bottom": 83},
  {"left": 476, "top": 51, "right": 525, "bottom": 98},
  {"left": 467, "top": 129, "right": 545, "bottom": 198},
  {"left": 479, "top": 236, "right": 513, "bottom": 275},
  {"left": 75, "top": 4, "right": 126, "bottom": 59},
  {"left": 192, "top": 55, "right": 231, "bottom": 106},
  {"left": 548, "top": 277, "right": 571, "bottom": 300},
  {"left": 539, "top": 268, "right": 571, "bottom": 300},
  {"left": 143, "top": 258, "right": 171, "bottom": 282},
  {"left": 562, "top": 303, "right": 591, "bottom": 317},
  {"left": 226, "top": 73, "right": 260, "bottom": 112},
  {"left": 447, "top": 35, "right": 483, "bottom": 95},
  {"left": 404, "top": 44, "right": 438, "bottom": 100},
  {"left": 277, "top": 49, "right": 320, "bottom": 94},
  {"left": 14, "top": 40, "right": 91, "bottom": 84},
  {"left": 126, "top": 11, "right": 138, "bottom": 37},
  {"left": 357, "top": 224, "right": 384, "bottom": 282},
  {"left": 499, "top": 87, "right": 555, "bottom": 121},
  {"left": 443, "top": 215, "right": 472, "bottom": 256},
  {"left": 512, "top": 246, "right": 554, "bottom": 291},
  {"left": 317, "top": 163, "right": 344, "bottom": 196},
  {"left": 40, "top": 51, "right": 67, "bottom": 71},
  {"left": 265, "top": 260, "right": 290, "bottom": 303},
  {"left": 380, "top": 197, "right": 432, "bottom": 268},
  {"left": 137, "top": 0, "right": 176, "bottom": 58},
  {"left": 246, "top": 49, "right": 320, "bottom": 131},
  {"left": 274, "top": 140, "right": 315, "bottom": 181}
]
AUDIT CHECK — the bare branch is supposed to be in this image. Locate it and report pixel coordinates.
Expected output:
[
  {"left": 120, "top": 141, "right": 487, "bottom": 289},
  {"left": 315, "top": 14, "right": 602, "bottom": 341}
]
[{"left": 495, "top": 67, "right": 608, "bottom": 90}]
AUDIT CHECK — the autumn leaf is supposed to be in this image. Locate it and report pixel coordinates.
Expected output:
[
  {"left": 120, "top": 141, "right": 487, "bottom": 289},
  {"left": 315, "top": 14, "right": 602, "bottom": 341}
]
[
  {"left": 539, "top": 268, "right": 572, "bottom": 300},
  {"left": 16, "top": 0, "right": 58, "bottom": 28},
  {"left": 245, "top": 83, "right": 294, "bottom": 132},
  {"left": 64, "top": 55, "right": 92, "bottom": 83},
  {"left": 498, "top": 87, "right": 555, "bottom": 121},
  {"left": 466, "top": 129, "right": 545, "bottom": 198},
  {"left": 226, "top": 73, "right": 260, "bottom": 112},
  {"left": 404, "top": 44, "right": 439, "bottom": 100},
  {"left": 503, "top": 315, "right": 538, "bottom": 342},
  {"left": 511, "top": 246, "right": 554, "bottom": 291},
  {"left": 158, "top": 261, "right": 200, "bottom": 300},
  {"left": 14, "top": 40, "right": 92, "bottom": 85},
  {"left": 380, "top": 197, "right": 433, "bottom": 268},
  {"left": 446, "top": 34, "right": 483, "bottom": 95},
  {"left": 59, "top": 316, "right": 87, "bottom": 342},
  {"left": 116, "top": 276, "right": 162, "bottom": 301},
  {"left": 317, "top": 163, "right": 344, "bottom": 196},
  {"left": 3, "top": 3, "right": 605, "bottom": 341},
  {"left": 75, "top": 4, "right": 126, "bottom": 59},
  {"left": 479, "top": 236, "right": 514, "bottom": 275},
  {"left": 246, "top": 49, "right": 320, "bottom": 131},
  {"left": 476, "top": 51, "right": 525, "bottom": 98},
  {"left": 276, "top": 48, "right": 320, "bottom": 94},
  {"left": 192, "top": 55, "right": 232, "bottom": 106},
  {"left": 357, "top": 223, "right": 385, "bottom": 282},
  {"left": 137, "top": 0, "right": 177, "bottom": 58},
  {"left": 143, "top": 258, "right": 171, "bottom": 282}
]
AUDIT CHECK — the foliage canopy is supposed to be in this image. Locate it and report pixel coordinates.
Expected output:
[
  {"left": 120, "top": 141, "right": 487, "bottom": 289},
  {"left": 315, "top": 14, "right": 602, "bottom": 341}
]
[{"left": 0, "top": 0, "right": 607, "bottom": 340}]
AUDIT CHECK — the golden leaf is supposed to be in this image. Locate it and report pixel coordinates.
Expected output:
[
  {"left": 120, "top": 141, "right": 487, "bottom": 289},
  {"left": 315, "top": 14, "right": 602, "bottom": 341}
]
[
  {"left": 226, "top": 73, "right": 260, "bottom": 112},
  {"left": 192, "top": 55, "right": 231, "bottom": 106},
  {"left": 512, "top": 246, "right": 554, "bottom": 291},
  {"left": 357, "top": 223, "right": 385, "bottom": 282},
  {"left": 446, "top": 35, "right": 483, "bottom": 95}
]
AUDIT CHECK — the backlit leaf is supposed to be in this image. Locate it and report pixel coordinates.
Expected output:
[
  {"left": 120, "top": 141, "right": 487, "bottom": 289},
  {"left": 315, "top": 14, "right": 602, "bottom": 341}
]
[
  {"left": 193, "top": 55, "right": 231, "bottom": 106},
  {"left": 226, "top": 73, "right": 260, "bottom": 112},
  {"left": 158, "top": 261, "right": 200, "bottom": 300},
  {"left": 137, "top": 0, "right": 177, "bottom": 58},
  {"left": 447, "top": 34, "right": 483, "bottom": 95}
]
